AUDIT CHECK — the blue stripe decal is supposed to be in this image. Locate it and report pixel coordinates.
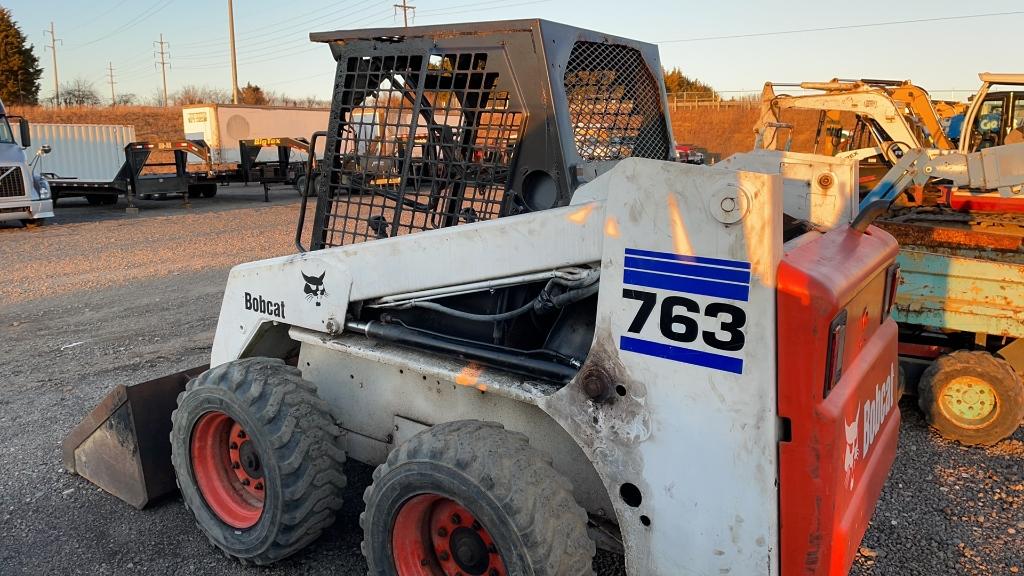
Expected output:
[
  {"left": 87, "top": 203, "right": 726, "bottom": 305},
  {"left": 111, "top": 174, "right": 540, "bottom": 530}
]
[
  {"left": 624, "top": 256, "right": 751, "bottom": 284},
  {"left": 623, "top": 269, "right": 750, "bottom": 302},
  {"left": 620, "top": 336, "right": 744, "bottom": 374},
  {"left": 624, "top": 248, "right": 751, "bottom": 270}
]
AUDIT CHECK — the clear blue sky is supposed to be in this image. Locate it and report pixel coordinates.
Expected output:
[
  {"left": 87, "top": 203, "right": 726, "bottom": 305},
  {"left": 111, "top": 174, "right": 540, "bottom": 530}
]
[{"left": 3, "top": 0, "right": 1021, "bottom": 103}]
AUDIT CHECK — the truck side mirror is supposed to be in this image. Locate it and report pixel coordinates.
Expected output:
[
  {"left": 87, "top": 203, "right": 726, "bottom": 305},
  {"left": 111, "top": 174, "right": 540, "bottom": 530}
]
[{"left": 18, "top": 118, "right": 30, "bottom": 148}]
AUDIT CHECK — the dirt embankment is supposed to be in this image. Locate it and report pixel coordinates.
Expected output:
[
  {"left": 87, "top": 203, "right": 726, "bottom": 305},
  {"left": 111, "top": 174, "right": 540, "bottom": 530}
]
[
  {"left": 8, "top": 105, "right": 184, "bottom": 142},
  {"left": 670, "top": 106, "right": 826, "bottom": 160},
  {"left": 10, "top": 104, "right": 819, "bottom": 162}
]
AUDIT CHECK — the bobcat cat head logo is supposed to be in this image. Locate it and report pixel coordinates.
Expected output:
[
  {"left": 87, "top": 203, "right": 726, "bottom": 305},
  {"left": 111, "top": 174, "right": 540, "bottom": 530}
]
[
  {"left": 302, "top": 271, "right": 327, "bottom": 306},
  {"left": 843, "top": 413, "right": 860, "bottom": 490}
]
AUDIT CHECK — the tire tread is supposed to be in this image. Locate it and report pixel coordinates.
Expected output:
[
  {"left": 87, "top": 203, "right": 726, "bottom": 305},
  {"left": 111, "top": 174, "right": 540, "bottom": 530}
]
[{"left": 170, "top": 357, "right": 347, "bottom": 565}]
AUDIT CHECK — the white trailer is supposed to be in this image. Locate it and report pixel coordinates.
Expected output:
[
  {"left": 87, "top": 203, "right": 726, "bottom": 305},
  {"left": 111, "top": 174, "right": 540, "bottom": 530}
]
[
  {"left": 28, "top": 123, "right": 135, "bottom": 183},
  {"left": 182, "top": 104, "right": 329, "bottom": 165}
]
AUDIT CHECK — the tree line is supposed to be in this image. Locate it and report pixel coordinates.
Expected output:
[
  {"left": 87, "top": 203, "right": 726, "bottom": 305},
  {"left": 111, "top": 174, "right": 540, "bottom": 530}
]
[{"left": 45, "top": 78, "right": 328, "bottom": 108}]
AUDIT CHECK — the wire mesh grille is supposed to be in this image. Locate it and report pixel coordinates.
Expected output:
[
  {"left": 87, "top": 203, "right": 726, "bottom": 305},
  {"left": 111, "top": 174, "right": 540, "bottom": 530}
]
[
  {"left": 316, "top": 52, "right": 524, "bottom": 248},
  {"left": 0, "top": 167, "right": 25, "bottom": 198},
  {"left": 563, "top": 42, "right": 669, "bottom": 162}
]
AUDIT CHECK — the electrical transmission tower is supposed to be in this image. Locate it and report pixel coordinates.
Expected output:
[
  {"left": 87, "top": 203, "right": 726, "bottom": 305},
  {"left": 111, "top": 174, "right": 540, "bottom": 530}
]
[
  {"left": 154, "top": 34, "right": 171, "bottom": 107},
  {"left": 107, "top": 63, "right": 117, "bottom": 106}
]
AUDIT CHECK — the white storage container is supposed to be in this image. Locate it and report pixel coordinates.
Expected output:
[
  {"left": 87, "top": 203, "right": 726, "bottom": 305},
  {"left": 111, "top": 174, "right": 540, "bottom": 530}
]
[
  {"left": 182, "top": 104, "right": 329, "bottom": 164},
  {"left": 26, "top": 123, "right": 135, "bottom": 184}
]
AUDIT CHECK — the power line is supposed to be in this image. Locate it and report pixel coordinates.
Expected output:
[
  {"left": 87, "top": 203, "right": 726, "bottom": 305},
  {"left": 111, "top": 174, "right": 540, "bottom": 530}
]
[
  {"left": 416, "top": 0, "right": 547, "bottom": 18},
  {"left": 73, "top": 0, "right": 174, "bottom": 48},
  {"left": 177, "top": 5, "right": 392, "bottom": 69},
  {"left": 411, "top": 0, "right": 548, "bottom": 20},
  {"left": 154, "top": 33, "right": 171, "bottom": 106},
  {"left": 173, "top": 0, "right": 387, "bottom": 55},
  {"left": 64, "top": 0, "right": 132, "bottom": 35},
  {"left": 656, "top": 10, "right": 1024, "bottom": 43},
  {"left": 44, "top": 22, "right": 62, "bottom": 106}
]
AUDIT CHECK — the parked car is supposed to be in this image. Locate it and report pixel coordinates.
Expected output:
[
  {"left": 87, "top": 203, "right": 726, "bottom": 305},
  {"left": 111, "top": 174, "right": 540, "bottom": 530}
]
[{"left": 675, "top": 144, "right": 706, "bottom": 164}]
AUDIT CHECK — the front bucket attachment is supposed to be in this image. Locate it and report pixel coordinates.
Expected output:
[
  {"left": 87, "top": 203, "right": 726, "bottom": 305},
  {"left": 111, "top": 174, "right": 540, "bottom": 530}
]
[{"left": 62, "top": 365, "right": 208, "bottom": 509}]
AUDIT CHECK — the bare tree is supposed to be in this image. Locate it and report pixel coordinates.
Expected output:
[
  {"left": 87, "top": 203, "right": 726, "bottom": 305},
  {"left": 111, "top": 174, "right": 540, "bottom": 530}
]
[
  {"left": 58, "top": 77, "right": 101, "bottom": 106},
  {"left": 172, "top": 84, "right": 230, "bottom": 105},
  {"left": 113, "top": 93, "right": 137, "bottom": 106}
]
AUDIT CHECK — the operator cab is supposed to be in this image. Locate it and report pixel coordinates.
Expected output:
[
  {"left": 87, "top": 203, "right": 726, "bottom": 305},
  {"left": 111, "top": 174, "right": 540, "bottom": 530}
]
[{"left": 965, "top": 90, "right": 1024, "bottom": 150}]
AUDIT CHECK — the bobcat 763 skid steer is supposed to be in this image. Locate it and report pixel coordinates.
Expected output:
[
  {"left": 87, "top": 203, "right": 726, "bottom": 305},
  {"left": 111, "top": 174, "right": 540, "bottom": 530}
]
[{"left": 63, "top": 20, "right": 902, "bottom": 576}]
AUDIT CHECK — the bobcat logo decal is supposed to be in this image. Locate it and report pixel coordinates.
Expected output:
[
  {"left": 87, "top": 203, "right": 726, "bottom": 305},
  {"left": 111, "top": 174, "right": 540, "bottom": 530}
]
[
  {"left": 302, "top": 271, "right": 327, "bottom": 306},
  {"left": 843, "top": 413, "right": 860, "bottom": 490}
]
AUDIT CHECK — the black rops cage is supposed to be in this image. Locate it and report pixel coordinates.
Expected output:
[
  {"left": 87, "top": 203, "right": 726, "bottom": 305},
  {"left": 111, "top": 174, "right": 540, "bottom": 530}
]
[{"left": 307, "top": 19, "right": 673, "bottom": 250}]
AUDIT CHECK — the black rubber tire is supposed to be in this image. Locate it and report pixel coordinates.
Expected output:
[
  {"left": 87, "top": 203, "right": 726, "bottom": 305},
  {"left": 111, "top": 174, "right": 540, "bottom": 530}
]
[
  {"left": 294, "top": 174, "right": 308, "bottom": 196},
  {"left": 201, "top": 185, "right": 217, "bottom": 198},
  {"left": 918, "top": 350, "right": 1024, "bottom": 445},
  {"left": 170, "top": 357, "right": 347, "bottom": 564},
  {"left": 305, "top": 173, "right": 322, "bottom": 198},
  {"left": 361, "top": 420, "right": 596, "bottom": 576}
]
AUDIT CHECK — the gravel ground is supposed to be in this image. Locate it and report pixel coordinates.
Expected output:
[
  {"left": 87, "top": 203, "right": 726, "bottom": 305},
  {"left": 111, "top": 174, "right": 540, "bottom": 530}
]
[{"left": 0, "top": 190, "right": 1021, "bottom": 575}]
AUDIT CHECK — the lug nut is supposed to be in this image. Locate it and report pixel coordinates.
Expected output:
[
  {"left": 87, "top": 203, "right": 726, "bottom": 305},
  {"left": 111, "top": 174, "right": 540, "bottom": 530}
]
[
  {"left": 232, "top": 462, "right": 240, "bottom": 469},
  {"left": 472, "top": 520, "right": 482, "bottom": 531},
  {"left": 421, "top": 558, "right": 429, "bottom": 566},
  {"left": 451, "top": 513, "right": 462, "bottom": 525},
  {"left": 237, "top": 430, "right": 246, "bottom": 439},
  {"left": 437, "top": 527, "right": 448, "bottom": 537},
  {"left": 229, "top": 442, "right": 238, "bottom": 450},
  {"left": 255, "top": 482, "right": 264, "bottom": 490},
  {"left": 241, "top": 478, "right": 250, "bottom": 486},
  {"left": 439, "top": 551, "right": 450, "bottom": 561}
]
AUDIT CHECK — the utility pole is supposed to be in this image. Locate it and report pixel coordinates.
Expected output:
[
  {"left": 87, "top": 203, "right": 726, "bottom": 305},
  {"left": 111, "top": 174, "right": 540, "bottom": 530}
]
[
  {"left": 228, "top": 0, "right": 239, "bottom": 104},
  {"left": 107, "top": 63, "right": 117, "bottom": 106},
  {"left": 393, "top": 0, "right": 415, "bottom": 27},
  {"left": 44, "top": 22, "right": 62, "bottom": 107},
  {"left": 154, "top": 34, "right": 171, "bottom": 107}
]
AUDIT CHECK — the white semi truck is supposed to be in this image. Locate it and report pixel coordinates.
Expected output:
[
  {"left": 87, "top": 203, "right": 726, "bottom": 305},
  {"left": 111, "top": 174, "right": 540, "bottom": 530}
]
[{"left": 0, "top": 99, "right": 53, "bottom": 226}]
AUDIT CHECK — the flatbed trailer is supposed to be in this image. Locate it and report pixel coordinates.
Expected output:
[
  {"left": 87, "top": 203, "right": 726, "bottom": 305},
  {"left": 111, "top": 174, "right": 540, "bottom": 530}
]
[
  {"left": 192, "top": 137, "right": 318, "bottom": 200},
  {"left": 48, "top": 140, "right": 216, "bottom": 210}
]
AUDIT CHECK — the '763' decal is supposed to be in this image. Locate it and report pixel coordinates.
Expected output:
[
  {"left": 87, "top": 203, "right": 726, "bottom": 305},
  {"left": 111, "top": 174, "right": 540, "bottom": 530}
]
[{"left": 618, "top": 248, "right": 750, "bottom": 374}]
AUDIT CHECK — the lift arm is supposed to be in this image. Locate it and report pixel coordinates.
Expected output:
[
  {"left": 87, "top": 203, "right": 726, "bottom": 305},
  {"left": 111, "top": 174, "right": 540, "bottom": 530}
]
[{"left": 859, "top": 142, "right": 1024, "bottom": 208}]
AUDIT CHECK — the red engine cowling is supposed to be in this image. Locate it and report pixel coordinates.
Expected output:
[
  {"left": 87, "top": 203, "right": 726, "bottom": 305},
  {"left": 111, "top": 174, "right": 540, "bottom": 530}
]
[{"left": 777, "top": 224, "right": 901, "bottom": 575}]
